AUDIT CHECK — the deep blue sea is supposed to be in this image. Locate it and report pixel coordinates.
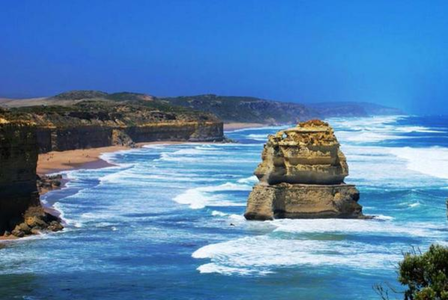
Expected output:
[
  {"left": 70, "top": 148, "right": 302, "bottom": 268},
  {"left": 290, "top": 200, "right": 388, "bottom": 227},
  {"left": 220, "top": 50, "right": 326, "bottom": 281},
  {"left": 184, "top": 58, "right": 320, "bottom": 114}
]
[{"left": 1, "top": 115, "right": 448, "bottom": 299}]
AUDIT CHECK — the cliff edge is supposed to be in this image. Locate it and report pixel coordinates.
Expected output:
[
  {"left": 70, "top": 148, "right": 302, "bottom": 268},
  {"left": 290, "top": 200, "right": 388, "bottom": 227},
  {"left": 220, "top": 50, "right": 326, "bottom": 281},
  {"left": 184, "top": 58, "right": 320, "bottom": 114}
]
[
  {"left": 0, "top": 120, "right": 63, "bottom": 237},
  {"left": 1, "top": 92, "right": 224, "bottom": 153},
  {"left": 244, "top": 120, "right": 364, "bottom": 220}
]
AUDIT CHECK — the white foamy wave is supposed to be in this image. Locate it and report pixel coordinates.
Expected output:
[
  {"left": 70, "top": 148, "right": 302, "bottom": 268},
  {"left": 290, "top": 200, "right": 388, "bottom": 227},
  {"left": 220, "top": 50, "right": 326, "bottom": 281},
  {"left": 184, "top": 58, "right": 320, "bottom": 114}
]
[
  {"left": 248, "top": 134, "right": 269, "bottom": 141},
  {"left": 237, "top": 175, "right": 258, "bottom": 184},
  {"left": 142, "top": 144, "right": 171, "bottom": 149},
  {"left": 99, "top": 148, "right": 137, "bottom": 164},
  {"left": 390, "top": 147, "right": 448, "bottom": 180},
  {"left": 337, "top": 144, "right": 448, "bottom": 189},
  {"left": 345, "top": 131, "right": 407, "bottom": 143},
  {"left": 157, "top": 152, "right": 200, "bottom": 162},
  {"left": 271, "top": 219, "right": 440, "bottom": 236},
  {"left": 52, "top": 202, "right": 84, "bottom": 228},
  {"left": 169, "top": 148, "right": 216, "bottom": 156},
  {"left": 199, "top": 182, "right": 252, "bottom": 192},
  {"left": 173, "top": 190, "right": 246, "bottom": 209},
  {"left": 327, "top": 115, "right": 404, "bottom": 129},
  {"left": 373, "top": 215, "right": 394, "bottom": 221},
  {"left": 395, "top": 126, "right": 444, "bottom": 134},
  {"left": 174, "top": 189, "right": 220, "bottom": 209},
  {"left": 211, "top": 211, "right": 227, "bottom": 217},
  {"left": 328, "top": 115, "right": 444, "bottom": 145},
  {"left": 193, "top": 236, "right": 404, "bottom": 276},
  {"left": 197, "top": 263, "right": 273, "bottom": 276},
  {"left": 173, "top": 182, "right": 250, "bottom": 209}
]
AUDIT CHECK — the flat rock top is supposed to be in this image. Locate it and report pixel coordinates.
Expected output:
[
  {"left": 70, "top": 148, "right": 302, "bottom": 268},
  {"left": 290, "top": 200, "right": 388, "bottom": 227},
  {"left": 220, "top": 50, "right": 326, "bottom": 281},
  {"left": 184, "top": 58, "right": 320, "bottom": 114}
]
[{"left": 272, "top": 120, "right": 340, "bottom": 147}]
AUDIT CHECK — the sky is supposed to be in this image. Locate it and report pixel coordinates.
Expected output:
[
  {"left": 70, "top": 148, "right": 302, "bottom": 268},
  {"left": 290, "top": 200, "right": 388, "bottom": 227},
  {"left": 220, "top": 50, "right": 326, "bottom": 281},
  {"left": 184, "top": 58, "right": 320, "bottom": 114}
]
[{"left": 1, "top": 0, "right": 448, "bottom": 114}]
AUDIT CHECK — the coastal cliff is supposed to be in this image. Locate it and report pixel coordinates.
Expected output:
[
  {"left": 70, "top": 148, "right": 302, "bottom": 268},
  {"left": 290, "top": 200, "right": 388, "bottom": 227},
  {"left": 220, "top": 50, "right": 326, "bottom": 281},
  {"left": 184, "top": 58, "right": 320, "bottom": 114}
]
[
  {"left": 0, "top": 92, "right": 224, "bottom": 238},
  {"left": 245, "top": 120, "right": 363, "bottom": 220},
  {"left": 0, "top": 119, "right": 62, "bottom": 237},
  {"left": 1, "top": 95, "right": 224, "bottom": 153}
]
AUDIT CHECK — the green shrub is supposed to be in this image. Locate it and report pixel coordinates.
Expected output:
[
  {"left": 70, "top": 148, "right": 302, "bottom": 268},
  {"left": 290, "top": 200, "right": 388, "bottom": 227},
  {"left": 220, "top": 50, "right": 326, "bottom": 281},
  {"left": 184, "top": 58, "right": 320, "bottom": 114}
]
[{"left": 376, "top": 245, "right": 448, "bottom": 300}]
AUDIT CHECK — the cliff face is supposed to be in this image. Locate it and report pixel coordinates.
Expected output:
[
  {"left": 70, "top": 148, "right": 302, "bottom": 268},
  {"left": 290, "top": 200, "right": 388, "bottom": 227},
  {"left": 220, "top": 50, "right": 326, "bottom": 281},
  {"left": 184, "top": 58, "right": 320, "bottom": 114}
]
[
  {"left": 0, "top": 121, "right": 40, "bottom": 233},
  {"left": 245, "top": 120, "right": 363, "bottom": 220},
  {"left": 34, "top": 122, "right": 223, "bottom": 153},
  {"left": 125, "top": 122, "right": 223, "bottom": 143},
  {"left": 2, "top": 99, "right": 224, "bottom": 153},
  {"left": 37, "top": 126, "right": 113, "bottom": 152},
  {"left": 0, "top": 121, "right": 63, "bottom": 236}
]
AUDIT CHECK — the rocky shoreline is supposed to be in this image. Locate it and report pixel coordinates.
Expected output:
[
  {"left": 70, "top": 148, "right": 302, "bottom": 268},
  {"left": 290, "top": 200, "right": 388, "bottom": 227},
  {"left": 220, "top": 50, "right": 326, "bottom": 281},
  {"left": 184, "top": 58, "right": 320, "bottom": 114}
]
[
  {"left": 0, "top": 91, "right": 227, "bottom": 240},
  {"left": 0, "top": 120, "right": 64, "bottom": 239}
]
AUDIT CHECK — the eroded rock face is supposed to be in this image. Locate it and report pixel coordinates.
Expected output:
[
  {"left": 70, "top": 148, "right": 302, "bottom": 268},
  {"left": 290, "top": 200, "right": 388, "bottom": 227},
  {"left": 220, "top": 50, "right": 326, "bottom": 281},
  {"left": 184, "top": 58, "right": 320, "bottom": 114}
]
[
  {"left": 245, "top": 120, "right": 364, "bottom": 220},
  {"left": 0, "top": 121, "right": 63, "bottom": 237},
  {"left": 254, "top": 120, "right": 348, "bottom": 185}
]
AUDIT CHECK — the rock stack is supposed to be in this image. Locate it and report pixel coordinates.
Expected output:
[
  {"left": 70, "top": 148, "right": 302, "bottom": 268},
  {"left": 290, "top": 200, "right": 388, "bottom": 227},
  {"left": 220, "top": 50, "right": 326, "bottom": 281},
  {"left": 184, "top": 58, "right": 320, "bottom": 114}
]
[{"left": 244, "top": 120, "right": 364, "bottom": 220}]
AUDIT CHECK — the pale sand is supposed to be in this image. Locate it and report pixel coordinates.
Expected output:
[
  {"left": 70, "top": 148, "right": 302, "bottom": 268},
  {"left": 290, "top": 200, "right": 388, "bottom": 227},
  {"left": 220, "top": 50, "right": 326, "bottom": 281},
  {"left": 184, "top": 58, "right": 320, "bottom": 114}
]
[
  {"left": 37, "top": 146, "right": 129, "bottom": 175},
  {"left": 224, "top": 122, "right": 266, "bottom": 131},
  {"left": 37, "top": 141, "right": 188, "bottom": 175}
]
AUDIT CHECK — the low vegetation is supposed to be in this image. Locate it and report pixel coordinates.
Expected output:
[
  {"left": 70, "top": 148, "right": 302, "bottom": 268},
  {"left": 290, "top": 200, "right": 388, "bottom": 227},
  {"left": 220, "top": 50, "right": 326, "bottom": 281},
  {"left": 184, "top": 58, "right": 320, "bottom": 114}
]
[
  {"left": 376, "top": 244, "right": 448, "bottom": 300},
  {"left": 0, "top": 91, "right": 218, "bottom": 127}
]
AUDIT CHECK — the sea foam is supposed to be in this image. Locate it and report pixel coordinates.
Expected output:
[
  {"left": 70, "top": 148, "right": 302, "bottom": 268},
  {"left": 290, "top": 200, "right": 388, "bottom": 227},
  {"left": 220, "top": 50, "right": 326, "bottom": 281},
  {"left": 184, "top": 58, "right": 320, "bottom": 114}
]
[{"left": 389, "top": 147, "right": 448, "bottom": 180}]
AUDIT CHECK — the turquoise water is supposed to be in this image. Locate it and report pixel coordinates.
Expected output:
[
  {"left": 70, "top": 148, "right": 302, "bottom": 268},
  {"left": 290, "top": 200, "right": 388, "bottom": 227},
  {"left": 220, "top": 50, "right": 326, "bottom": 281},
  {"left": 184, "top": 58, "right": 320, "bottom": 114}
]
[{"left": 1, "top": 115, "right": 448, "bottom": 299}]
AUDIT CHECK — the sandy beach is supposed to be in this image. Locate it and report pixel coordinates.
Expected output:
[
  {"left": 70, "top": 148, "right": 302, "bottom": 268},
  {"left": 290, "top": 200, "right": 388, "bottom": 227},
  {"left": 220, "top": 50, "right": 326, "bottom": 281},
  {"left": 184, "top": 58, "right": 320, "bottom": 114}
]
[
  {"left": 36, "top": 125, "right": 269, "bottom": 175},
  {"left": 37, "top": 146, "right": 130, "bottom": 175},
  {"left": 37, "top": 141, "right": 191, "bottom": 175},
  {"left": 224, "top": 122, "right": 265, "bottom": 131}
]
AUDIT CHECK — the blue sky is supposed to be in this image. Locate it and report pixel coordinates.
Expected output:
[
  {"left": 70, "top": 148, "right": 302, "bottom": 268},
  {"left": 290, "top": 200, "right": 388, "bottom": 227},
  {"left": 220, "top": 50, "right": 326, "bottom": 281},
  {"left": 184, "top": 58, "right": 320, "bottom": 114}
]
[{"left": 1, "top": 0, "right": 448, "bottom": 114}]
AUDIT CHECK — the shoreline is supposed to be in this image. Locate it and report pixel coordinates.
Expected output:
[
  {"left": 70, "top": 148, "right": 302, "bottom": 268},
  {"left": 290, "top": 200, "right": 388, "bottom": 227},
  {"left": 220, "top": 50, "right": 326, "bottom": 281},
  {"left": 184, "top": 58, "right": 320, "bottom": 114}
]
[
  {"left": 37, "top": 145, "right": 130, "bottom": 175},
  {"left": 37, "top": 141, "right": 188, "bottom": 176},
  {"left": 4, "top": 134, "right": 263, "bottom": 242},
  {"left": 1, "top": 141, "right": 190, "bottom": 241},
  {"left": 37, "top": 124, "right": 275, "bottom": 176}
]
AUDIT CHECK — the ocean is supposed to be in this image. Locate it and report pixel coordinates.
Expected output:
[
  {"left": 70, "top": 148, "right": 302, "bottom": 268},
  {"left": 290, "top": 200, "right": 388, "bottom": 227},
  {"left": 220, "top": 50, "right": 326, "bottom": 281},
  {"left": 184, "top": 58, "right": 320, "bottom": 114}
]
[{"left": 1, "top": 115, "right": 448, "bottom": 299}]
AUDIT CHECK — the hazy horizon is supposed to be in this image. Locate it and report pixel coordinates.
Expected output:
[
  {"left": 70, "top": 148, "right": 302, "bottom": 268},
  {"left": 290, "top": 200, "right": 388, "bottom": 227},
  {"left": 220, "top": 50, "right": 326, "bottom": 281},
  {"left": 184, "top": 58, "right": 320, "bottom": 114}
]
[{"left": 1, "top": 0, "right": 448, "bottom": 115}]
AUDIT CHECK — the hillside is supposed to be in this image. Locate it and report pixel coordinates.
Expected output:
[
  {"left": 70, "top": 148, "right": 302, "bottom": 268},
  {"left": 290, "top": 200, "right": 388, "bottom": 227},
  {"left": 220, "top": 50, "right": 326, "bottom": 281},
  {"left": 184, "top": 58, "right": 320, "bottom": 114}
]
[
  {"left": 0, "top": 90, "right": 404, "bottom": 125},
  {"left": 160, "top": 94, "right": 403, "bottom": 124},
  {"left": 160, "top": 94, "right": 316, "bottom": 124}
]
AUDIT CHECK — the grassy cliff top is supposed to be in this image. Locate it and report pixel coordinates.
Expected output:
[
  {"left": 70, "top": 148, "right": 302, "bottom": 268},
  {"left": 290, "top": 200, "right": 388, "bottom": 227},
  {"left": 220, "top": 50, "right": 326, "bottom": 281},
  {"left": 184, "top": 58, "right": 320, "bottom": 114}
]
[
  {"left": 160, "top": 94, "right": 403, "bottom": 123},
  {"left": 0, "top": 90, "right": 404, "bottom": 125},
  {"left": 159, "top": 94, "right": 315, "bottom": 124},
  {"left": 0, "top": 93, "right": 219, "bottom": 128},
  {"left": 53, "top": 90, "right": 154, "bottom": 102}
]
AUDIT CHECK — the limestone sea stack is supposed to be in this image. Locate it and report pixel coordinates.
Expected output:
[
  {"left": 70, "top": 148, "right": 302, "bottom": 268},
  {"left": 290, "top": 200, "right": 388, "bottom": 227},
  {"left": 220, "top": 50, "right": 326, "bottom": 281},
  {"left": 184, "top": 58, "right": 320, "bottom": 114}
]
[{"left": 244, "top": 120, "right": 363, "bottom": 220}]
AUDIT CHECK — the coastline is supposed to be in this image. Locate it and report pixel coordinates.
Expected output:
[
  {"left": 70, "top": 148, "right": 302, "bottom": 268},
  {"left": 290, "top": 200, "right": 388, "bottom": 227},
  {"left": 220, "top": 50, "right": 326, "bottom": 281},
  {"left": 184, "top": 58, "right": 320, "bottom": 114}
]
[
  {"left": 37, "top": 146, "right": 130, "bottom": 175},
  {"left": 37, "top": 141, "right": 187, "bottom": 176},
  {"left": 37, "top": 124, "right": 272, "bottom": 175},
  {"left": 4, "top": 134, "right": 261, "bottom": 242}
]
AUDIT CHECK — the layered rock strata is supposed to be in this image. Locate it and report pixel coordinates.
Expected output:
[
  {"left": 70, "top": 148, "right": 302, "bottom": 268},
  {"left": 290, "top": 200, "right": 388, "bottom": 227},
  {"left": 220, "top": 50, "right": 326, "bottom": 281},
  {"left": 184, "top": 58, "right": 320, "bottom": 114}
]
[
  {"left": 0, "top": 120, "right": 63, "bottom": 237},
  {"left": 244, "top": 120, "right": 363, "bottom": 220},
  {"left": 4, "top": 101, "right": 225, "bottom": 153}
]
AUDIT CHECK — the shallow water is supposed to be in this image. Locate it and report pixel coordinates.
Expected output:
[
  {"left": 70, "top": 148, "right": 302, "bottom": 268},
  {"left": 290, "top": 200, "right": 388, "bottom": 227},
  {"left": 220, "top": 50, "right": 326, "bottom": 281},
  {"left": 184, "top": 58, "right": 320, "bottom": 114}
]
[{"left": 1, "top": 115, "right": 448, "bottom": 299}]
